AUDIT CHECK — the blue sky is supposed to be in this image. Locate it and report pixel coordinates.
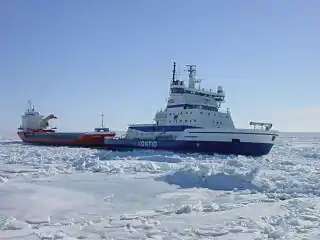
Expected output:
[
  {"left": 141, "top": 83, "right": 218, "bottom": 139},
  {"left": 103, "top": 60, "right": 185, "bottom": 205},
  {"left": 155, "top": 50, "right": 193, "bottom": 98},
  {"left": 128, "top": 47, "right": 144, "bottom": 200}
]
[{"left": 1, "top": 0, "right": 319, "bottom": 134}]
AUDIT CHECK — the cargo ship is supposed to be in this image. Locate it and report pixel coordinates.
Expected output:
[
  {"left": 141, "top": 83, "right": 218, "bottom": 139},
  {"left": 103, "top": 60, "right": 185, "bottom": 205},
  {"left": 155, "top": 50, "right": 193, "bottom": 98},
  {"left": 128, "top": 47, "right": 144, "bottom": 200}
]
[
  {"left": 103, "top": 62, "right": 278, "bottom": 156},
  {"left": 17, "top": 101, "right": 116, "bottom": 147}
]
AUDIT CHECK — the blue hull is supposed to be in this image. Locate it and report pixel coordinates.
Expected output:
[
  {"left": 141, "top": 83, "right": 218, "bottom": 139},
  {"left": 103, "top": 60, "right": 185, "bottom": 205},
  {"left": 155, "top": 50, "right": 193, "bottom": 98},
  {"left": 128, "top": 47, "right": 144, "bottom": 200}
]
[{"left": 103, "top": 139, "right": 274, "bottom": 156}]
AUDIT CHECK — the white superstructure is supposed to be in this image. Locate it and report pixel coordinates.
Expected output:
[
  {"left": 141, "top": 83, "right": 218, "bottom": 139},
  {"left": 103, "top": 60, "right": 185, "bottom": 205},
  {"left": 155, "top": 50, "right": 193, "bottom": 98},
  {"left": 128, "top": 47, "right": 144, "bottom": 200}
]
[
  {"left": 18, "top": 100, "right": 57, "bottom": 131},
  {"left": 125, "top": 62, "right": 277, "bottom": 144}
]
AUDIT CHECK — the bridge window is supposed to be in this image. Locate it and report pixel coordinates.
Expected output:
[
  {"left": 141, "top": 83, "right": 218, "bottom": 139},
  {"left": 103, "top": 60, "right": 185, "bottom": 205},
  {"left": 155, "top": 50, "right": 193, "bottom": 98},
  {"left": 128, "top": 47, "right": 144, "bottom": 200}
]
[
  {"left": 185, "top": 89, "right": 217, "bottom": 98},
  {"left": 171, "top": 88, "right": 185, "bottom": 94},
  {"left": 167, "top": 104, "right": 218, "bottom": 112}
]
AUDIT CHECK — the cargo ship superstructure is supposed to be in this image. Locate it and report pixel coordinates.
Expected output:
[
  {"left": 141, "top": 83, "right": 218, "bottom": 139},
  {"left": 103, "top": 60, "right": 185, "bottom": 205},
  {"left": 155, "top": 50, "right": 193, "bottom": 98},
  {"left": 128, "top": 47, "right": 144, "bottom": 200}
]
[
  {"left": 103, "top": 62, "right": 278, "bottom": 156},
  {"left": 17, "top": 101, "right": 116, "bottom": 147}
]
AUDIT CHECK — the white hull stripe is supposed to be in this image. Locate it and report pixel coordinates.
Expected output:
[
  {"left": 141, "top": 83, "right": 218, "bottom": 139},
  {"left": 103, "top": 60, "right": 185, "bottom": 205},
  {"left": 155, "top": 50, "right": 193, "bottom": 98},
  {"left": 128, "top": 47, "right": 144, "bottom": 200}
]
[{"left": 189, "top": 131, "right": 277, "bottom": 136}]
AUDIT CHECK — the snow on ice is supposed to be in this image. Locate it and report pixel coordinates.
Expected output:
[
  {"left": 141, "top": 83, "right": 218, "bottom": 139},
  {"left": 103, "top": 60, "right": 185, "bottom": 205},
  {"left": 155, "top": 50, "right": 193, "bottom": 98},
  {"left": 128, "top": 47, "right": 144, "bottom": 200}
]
[{"left": 0, "top": 133, "right": 320, "bottom": 239}]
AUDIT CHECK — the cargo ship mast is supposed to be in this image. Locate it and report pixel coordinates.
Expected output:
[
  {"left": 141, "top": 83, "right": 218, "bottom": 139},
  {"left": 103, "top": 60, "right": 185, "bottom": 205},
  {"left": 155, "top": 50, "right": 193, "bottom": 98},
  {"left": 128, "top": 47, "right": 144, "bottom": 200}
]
[{"left": 94, "top": 112, "right": 110, "bottom": 132}]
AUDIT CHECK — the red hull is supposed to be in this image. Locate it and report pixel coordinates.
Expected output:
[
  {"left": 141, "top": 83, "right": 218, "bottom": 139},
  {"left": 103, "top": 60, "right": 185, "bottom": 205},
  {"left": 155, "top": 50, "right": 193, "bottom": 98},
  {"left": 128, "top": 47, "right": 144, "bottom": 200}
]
[{"left": 17, "top": 131, "right": 116, "bottom": 147}]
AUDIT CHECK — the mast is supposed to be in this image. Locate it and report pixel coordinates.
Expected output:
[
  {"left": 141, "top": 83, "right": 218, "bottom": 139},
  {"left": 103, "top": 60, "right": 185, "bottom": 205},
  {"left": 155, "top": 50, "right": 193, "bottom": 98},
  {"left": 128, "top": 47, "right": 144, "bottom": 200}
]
[
  {"left": 172, "top": 61, "right": 176, "bottom": 82},
  {"left": 27, "top": 100, "right": 32, "bottom": 112},
  {"left": 186, "top": 64, "right": 196, "bottom": 88},
  {"left": 100, "top": 112, "right": 104, "bottom": 128}
]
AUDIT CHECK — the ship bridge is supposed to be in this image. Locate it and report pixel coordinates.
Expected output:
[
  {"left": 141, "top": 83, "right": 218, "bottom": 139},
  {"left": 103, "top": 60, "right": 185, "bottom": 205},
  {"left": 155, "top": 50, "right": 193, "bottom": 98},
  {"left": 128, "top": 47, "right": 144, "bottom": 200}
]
[
  {"left": 19, "top": 101, "right": 57, "bottom": 132},
  {"left": 127, "top": 62, "right": 235, "bottom": 139},
  {"left": 152, "top": 62, "right": 235, "bottom": 129}
]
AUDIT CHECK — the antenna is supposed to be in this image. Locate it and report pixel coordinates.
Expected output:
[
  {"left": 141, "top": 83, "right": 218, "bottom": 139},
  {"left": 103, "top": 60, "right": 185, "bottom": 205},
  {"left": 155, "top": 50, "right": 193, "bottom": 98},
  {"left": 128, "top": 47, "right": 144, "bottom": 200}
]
[
  {"left": 27, "top": 100, "right": 32, "bottom": 110},
  {"left": 100, "top": 112, "right": 104, "bottom": 128},
  {"left": 172, "top": 61, "right": 176, "bottom": 82},
  {"left": 186, "top": 64, "right": 196, "bottom": 88},
  {"left": 195, "top": 78, "right": 203, "bottom": 89},
  {"left": 27, "top": 100, "right": 33, "bottom": 112},
  {"left": 176, "top": 65, "right": 181, "bottom": 80}
]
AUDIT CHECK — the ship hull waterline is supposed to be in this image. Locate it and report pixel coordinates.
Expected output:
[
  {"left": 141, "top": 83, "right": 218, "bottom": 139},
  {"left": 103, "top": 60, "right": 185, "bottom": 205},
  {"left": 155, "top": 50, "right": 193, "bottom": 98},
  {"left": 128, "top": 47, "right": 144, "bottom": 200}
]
[
  {"left": 103, "top": 138, "right": 274, "bottom": 157},
  {"left": 17, "top": 131, "right": 115, "bottom": 148},
  {"left": 18, "top": 132, "right": 275, "bottom": 156}
]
